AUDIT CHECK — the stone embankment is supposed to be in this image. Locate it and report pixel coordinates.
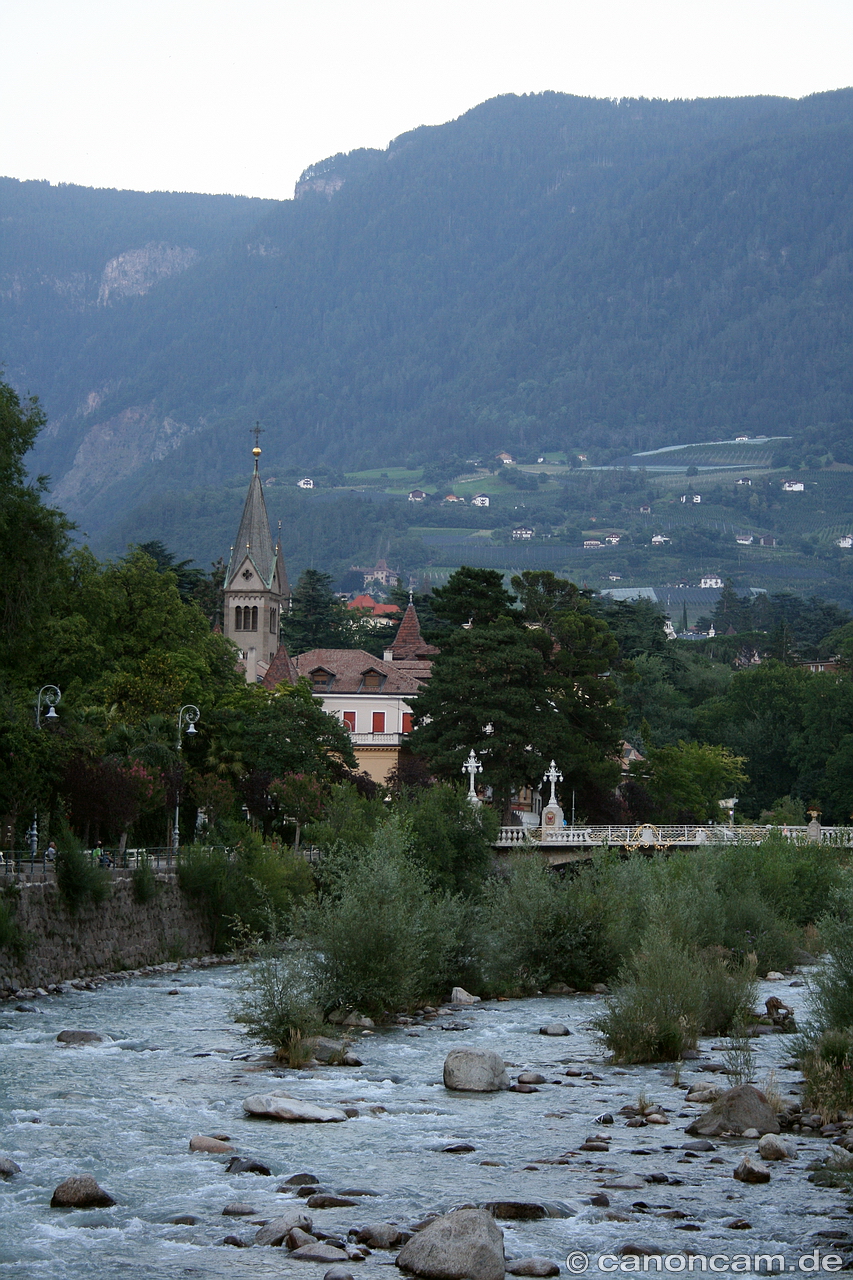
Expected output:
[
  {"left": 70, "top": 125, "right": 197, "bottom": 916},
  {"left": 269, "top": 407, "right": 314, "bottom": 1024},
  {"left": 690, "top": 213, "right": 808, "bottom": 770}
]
[{"left": 0, "top": 874, "right": 213, "bottom": 993}]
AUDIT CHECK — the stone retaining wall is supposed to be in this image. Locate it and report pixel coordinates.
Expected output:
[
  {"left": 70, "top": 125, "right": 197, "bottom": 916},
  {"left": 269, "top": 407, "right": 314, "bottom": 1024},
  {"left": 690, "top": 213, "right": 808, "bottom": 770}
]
[{"left": 0, "top": 874, "right": 213, "bottom": 992}]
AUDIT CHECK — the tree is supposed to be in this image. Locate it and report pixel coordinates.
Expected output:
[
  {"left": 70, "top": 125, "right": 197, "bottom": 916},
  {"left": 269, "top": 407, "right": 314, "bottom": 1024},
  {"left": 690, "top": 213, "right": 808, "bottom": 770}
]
[
  {"left": 631, "top": 741, "right": 748, "bottom": 823},
  {"left": 409, "top": 620, "right": 555, "bottom": 820},
  {"left": 0, "top": 380, "right": 72, "bottom": 677},
  {"left": 512, "top": 571, "right": 625, "bottom": 815},
  {"left": 428, "top": 566, "right": 518, "bottom": 630},
  {"left": 268, "top": 773, "right": 326, "bottom": 852},
  {"left": 280, "top": 569, "right": 351, "bottom": 653}
]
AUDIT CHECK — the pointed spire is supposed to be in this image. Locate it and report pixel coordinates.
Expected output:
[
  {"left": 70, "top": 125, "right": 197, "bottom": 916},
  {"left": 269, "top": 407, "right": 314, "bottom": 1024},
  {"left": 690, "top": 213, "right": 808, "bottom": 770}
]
[
  {"left": 227, "top": 443, "right": 276, "bottom": 587},
  {"left": 390, "top": 600, "right": 439, "bottom": 661}
]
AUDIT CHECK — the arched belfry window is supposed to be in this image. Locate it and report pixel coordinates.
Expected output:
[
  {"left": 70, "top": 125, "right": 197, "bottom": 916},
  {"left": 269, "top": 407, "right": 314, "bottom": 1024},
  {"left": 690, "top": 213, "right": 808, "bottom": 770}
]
[
  {"left": 250, "top": 606, "right": 258, "bottom": 631},
  {"left": 234, "top": 606, "right": 243, "bottom": 631}
]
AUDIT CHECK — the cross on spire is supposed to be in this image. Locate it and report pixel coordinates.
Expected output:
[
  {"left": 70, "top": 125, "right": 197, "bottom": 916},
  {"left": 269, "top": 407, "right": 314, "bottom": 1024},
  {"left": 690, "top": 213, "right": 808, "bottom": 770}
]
[{"left": 251, "top": 422, "right": 265, "bottom": 449}]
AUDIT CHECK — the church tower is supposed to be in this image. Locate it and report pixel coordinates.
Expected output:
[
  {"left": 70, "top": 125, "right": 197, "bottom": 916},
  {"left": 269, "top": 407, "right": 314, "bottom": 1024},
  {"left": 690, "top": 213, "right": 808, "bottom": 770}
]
[{"left": 224, "top": 443, "right": 290, "bottom": 682}]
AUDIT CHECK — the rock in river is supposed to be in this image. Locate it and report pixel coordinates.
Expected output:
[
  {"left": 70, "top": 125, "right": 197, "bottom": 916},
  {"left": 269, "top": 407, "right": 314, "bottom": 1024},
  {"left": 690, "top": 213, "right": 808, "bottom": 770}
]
[
  {"left": 189, "top": 1134, "right": 234, "bottom": 1153},
  {"left": 243, "top": 1092, "right": 349, "bottom": 1122},
  {"left": 539, "top": 1024, "right": 570, "bottom": 1036},
  {"left": 396, "top": 1208, "right": 505, "bottom": 1280},
  {"left": 443, "top": 1048, "right": 509, "bottom": 1092},
  {"left": 57, "top": 1030, "right": 104, "bottom": 1045},
  {"left": 733, "top": 1157, "right": 771, "bottom": 1184},
  {"left": 0, "top": 1158, "right": 22, "bottom": 1178},
  {"left": 483, "top": 1201, "right": 574, "bottom": 1220},
  {"left": 51, "top": 1175, "right": 116, "bottom": 1208},
  {"left": 685, "top": 1084, "right": 780, "bottom": 1137},
  {"left": 255, "top": 1208, "right": 313, "bottom": 1246},
  {"left": 506, "top": 1260, "right": 561, "bottom": 1277}
]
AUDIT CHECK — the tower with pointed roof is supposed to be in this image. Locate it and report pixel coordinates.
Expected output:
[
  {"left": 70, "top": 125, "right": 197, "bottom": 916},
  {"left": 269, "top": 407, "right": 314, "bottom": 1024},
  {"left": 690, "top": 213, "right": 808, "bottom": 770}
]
[{"left": 224, "top": 443, "right": 290, "bottom": 682}]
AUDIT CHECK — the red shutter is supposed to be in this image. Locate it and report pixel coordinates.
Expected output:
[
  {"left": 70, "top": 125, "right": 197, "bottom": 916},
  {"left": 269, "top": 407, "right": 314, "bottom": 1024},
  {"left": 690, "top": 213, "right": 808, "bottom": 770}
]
[
  {"left": 343, "top": 711, "right": 356, "bottom": 732},
  {"left": 402, "top": 712, "right": 413, "bottom": 734},
  {"left": 372, "top": 711, "right": 385, "bottom": 733}
]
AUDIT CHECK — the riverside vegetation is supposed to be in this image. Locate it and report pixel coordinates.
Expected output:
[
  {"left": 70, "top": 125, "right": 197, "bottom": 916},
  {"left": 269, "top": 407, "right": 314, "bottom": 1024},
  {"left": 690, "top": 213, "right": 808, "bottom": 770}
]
[{"left": 232, "top": 800, "right": 852, "bottom": 1095}]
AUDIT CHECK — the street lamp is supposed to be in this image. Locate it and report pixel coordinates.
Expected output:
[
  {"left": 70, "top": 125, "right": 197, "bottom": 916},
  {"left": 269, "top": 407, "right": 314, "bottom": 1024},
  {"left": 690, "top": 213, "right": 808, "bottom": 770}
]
[
  {"left": 462, "top": 748, "right": 483, "bottom": 805},
  {"left": 173, "top": 705, "right": 200, "bottom": 855},
  {"left": 35, "top": 684, "right": 61, "bottom": 727},
  {"left": 30, "top": 685, "right": 62, "bottom": 867}
]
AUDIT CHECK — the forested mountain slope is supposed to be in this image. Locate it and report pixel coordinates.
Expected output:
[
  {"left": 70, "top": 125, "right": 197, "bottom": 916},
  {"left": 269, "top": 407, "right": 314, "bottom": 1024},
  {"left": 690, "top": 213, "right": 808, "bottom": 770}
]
[{"left": 2, "top": 90, "right": 851, "bottom": 548}]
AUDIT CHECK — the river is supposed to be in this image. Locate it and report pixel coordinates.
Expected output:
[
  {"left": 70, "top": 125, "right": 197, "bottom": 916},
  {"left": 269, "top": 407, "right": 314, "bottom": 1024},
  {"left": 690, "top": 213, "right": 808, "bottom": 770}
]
[{"left": 0, "top": 965, "right": 846, "bottom": 1278}]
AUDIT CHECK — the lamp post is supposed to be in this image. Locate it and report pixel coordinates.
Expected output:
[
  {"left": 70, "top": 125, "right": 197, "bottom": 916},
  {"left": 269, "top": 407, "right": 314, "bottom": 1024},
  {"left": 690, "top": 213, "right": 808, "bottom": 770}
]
[
  {"left": 462, "top": 749, "right": 483, "bottom": 805},
  {"left": 173, "top": 705, "right": 200, "bottom": 856},
  {"left": 32, "top": 685, "right": 61, "bottom": 870},
  {"left": 543, "top": 759, "right": 563, "bottom": 808},
  {"left": 35, "top": 684, "right": 61, "bottom": 727}
]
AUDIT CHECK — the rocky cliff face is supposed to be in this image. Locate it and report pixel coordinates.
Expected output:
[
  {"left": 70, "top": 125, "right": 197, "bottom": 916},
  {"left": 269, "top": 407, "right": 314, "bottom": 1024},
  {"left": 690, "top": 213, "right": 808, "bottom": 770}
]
[
  {"left": 51, "top": 406, "right": 202, "bottom": 510},
  {"left": 98, "top": 241, "right": 199, "bottom": 304}
]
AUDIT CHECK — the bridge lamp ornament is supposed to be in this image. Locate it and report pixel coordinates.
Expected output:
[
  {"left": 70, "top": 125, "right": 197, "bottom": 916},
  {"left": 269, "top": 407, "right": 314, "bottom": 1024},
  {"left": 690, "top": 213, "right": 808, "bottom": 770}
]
[
  {"left": 462, "top": 749, "right": 483, "bottom": 805},
  {"left": 173, "top": 705, "right": 200, "bottom": 854},
  {"left": 543, "top": 760, "right": 563, "bottom": 808}
]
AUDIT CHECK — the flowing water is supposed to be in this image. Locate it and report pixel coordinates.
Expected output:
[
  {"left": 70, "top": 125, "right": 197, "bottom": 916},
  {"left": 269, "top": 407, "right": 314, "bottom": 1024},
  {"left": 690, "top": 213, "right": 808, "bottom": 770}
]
[{"left": 0, "top": 965, "right": 847, "bottom": 1278}]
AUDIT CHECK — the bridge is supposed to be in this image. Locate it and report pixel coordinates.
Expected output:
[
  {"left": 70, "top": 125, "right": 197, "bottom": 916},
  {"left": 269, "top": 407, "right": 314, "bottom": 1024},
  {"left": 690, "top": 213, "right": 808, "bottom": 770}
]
[{"left": 494, "top": 822, "right": 853, "bottom": 865}]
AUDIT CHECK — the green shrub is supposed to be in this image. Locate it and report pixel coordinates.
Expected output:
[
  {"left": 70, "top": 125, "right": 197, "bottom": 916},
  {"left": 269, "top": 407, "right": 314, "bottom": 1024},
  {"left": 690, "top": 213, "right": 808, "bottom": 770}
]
[
  {"left": 177, "top": 838, "right": 313, "bottom": 949},
  {"left": 235, "top": 944, "right": 322, "bottom": 1065},
  {"left": 806, "top": 906, "right": 853, "bottom": 1032},
  {"left": 701, "top": 949, "right": 757, "bottom": 1037},
  {"left": 593, "top": 926, "right": 758, "bottom": 1063},
  {"left": 301, "top": 817, "right": 468, "bottom": 1017},
  {"left": 476, "top": 856, "right": 615, "bottom": 994},
  {"left": 800, "top": 1029, "right": 853, "bottom": 1121},
  {"left": 131, "top": 856, "right": 158, "bottom": 905},
  {"left": 55, "top": 845, "right": 111, "bottom": 913},
  {"left": 593, "top": 926, "right": 707, "bottom": 1062}
]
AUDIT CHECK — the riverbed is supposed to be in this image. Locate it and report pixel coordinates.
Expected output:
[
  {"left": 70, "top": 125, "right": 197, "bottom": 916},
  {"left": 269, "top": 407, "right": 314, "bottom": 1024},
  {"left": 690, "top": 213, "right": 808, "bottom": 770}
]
[{"left": 0, "top": 966, "right": 847, "bottom": 1278}]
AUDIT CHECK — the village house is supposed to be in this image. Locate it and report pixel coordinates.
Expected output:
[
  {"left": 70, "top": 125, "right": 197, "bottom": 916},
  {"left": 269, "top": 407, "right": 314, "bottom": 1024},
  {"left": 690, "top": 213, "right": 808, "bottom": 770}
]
[
  {"left": 735, "top": 533, "right": 754, "bottom": 545},
  {"left": 443, "top": 493, "right": 465, "bottom": 503},
  {"left": 639, "top": 504, "right": 651, "bottom": 514},
  {"left": 759, "top": 535, "right": 777, "bottom": 547},
  {"left": 782, "top": 480, "right": 805, "bottom": 492},
  {"left": 362, "top": 558, "right": 399, "bottom": 588},
  {"left": 471, "top": 493, "right": 490, "bottom": 507},
  {"left": 605, "top": 534, "right": 621, "bottom": 545},
  {"left": 496, "top": 451, "right": 515, "bottom": 465},
  {"left": 700, "top": 574, "right": 724, "bottom": 589},
  {"left": 583, "top": 539, "right": 602, "bottom": 549},
  {"left": 265, "top": 601, "right": 438, "bottom": 783},
  {"left": 651, "top": 534, "right": 670, "bottom": 545},
  {"left": 837, "top": 536, "right": 853, "bottom": 549},
  {"left": 407, "top": 488, "right": 427, "bottom": 502},
  {"left": 297, "top": 477, "right": 314, "bottom": 489},
  {"left": 347, "top": 594, "right": 401, "bottom": 625},
  {"left": 736, "top": 477, "right": 752, "bottom": 486},
  {"left": 512, "top": 526, "right": 535, "bottom": 540}
]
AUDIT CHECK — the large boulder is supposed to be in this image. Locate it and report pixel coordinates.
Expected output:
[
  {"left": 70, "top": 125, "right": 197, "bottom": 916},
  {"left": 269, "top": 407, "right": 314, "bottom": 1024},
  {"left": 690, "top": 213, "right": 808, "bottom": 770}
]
[
  {"left": 685, "top": 1084, "right": 780, "bottom": 1137},
  {"left": 396, "top": 1208, "right": 504, "bottom": 1280},
  {"left": 443, "top": 1048, "right": 509, "bottom": 1093},
  {"left": 243, "top": 1092, "right": 349, "bottom": 1122},
  {"left": 56, "top": 1030, "right": 103, "bottom": 1045},
  {"left": 50, "top": 1175, "right": 115, "bottom": 1208},
  {"left": 0, "top": 1158, "right": 21, "bottom": 1179}
]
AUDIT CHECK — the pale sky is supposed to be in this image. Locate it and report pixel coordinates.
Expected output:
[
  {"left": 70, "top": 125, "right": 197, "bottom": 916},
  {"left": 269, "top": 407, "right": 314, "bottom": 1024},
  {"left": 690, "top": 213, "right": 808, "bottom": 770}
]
[{"left": 2, "top": 0, "right": 851, "bottom": 201}]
